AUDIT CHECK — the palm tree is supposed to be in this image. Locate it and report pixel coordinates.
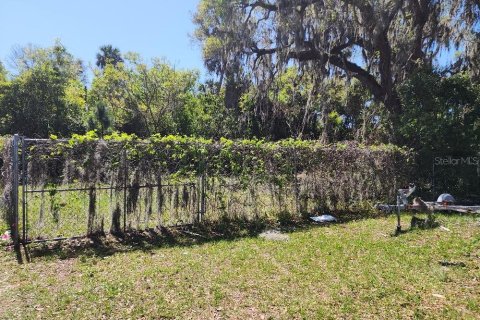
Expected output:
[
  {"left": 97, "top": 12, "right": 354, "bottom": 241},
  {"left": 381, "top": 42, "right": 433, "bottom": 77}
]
[{"left": 96, "top": 45, "right": 123, "bottom": 69}]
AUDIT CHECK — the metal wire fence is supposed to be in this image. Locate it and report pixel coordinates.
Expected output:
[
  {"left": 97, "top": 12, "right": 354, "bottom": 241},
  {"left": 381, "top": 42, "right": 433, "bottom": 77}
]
[
  {"left": 14, "top": 136, "right": 205, "bottom": 244},
  {"left": 3, "top": 134, "right": 409, "bottom": 256}
]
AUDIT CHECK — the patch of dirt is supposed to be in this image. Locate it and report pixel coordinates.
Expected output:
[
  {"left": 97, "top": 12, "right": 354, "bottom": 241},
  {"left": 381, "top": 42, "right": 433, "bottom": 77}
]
[{"left": 259, "top": 230, "right": 289, "bottom": 241}]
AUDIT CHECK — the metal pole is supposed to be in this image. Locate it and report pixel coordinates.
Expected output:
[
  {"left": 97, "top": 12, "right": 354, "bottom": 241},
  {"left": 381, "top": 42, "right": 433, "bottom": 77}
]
[
  {"left": 203, "top": 174, "right": 207, "bottom": 222},
  {"left": 123, "top": 148, "right": 128, "bottom": 232},
  {"left": 432, "top": 157, "right": 435, "bottom": 199},
  {"left": 196, "top": 176, "right": 201, "bottom": 223},
  {"left": 21, "top": 137, "right": 27, "bottom": 244},
  {"left": 293, "top": 150, "right": 300, "bottom": 215},
  {"left": 396, "top": 192, "right": 401, "bottom": 234},
  {"left": 200, "top": 160, "right": 206, "bottom": 222},
  {"left": 11, "top": 134, "right": 22, "bottom": 262}
]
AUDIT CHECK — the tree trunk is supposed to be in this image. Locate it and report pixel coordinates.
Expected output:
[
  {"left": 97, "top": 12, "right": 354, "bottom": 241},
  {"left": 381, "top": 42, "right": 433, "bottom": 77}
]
[{"left": 385, "top": 90, "right": 403, "bottom": 143}]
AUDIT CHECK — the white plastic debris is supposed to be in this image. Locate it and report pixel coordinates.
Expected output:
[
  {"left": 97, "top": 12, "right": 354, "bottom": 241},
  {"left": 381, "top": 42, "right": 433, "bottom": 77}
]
[
  {"left": 310, "top": 215, "right": 337, "bottom": 223},
  {"left": 259, "top": 230, "right": 289, "bottom": 241}
]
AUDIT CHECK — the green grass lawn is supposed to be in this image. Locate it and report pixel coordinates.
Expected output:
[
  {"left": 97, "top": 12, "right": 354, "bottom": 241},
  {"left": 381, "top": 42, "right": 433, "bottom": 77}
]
[{"left": 1, "top": 214, "right": 479, "bottom": 319}]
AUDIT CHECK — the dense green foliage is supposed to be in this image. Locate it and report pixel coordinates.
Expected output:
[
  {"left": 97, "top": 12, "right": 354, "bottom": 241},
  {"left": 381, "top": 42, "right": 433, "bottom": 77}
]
[
  {"left": 89, "top": 55, "right": 202, "bottom": 136},
  {"left": 0, "top": 39, "right": 478, "bottom": 149},
  {"left": 26, "top": 131, "right": 411, "bottom": 185},
  {"left": 399, "top": 70, "right": 480, "bottom": 155},
  {"left": 0, "top": 42, "right": 86, "bottom": 137},
  {"left": 398, "top": 70, "right": 480, "bottom": 197},
  {"left": 0, "top": 40, "right": 478, "bottom": 155}
]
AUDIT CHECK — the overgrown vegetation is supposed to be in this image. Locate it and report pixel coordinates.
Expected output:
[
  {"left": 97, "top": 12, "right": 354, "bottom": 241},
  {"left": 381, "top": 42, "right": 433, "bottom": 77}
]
[
  {"left": 0, "top": 36, "right": 478, "bottom": 198},
  {"left": 2, "top": 133, "right": 411, "bottom": 240}
]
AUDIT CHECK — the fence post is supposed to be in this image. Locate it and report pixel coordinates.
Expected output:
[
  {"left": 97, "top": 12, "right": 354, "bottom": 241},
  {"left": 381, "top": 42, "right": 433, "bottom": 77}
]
[
  {"left": 198, "top": 156, "right": 206, "bottom": 223},
  {"left": 123, "top": 148, "right": 128, "bottom": 232},
  {"left": 293, "top": 150, "right": 300, "bottom": 216},
  {"left": 201, "top": 173, "right": 206, "bottom": 222},
  {"left": 196, "top": 176, "right": 201, "bottom": 223},
  {"left": 431, "top": 157, "right": 435, "bottom": 199},
  {"left": 21, "top": 136, "right": 27, "bottom": 244},
  {"left": 11, "top": 134, "right": 22, "bottom": 262}
]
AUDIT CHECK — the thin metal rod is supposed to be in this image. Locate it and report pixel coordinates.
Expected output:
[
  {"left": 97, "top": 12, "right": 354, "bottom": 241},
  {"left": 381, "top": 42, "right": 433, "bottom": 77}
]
[
  {"left": 432, "top": 157, "right": 435, "bottom": 199},
  {"left": 23, "top": 138, "right": 70, "bottom": 142},
  {"left": 25, "top": 183, "right": 195, "bottom": 194},
  {"left": 396, "top": 192, "right": 402, "bottom": 234},
  {"left": 25, "top": 186, "right": 119, "bottom": 193},
  {"left": 21, "top": 136, "right": 27, "bottom": 244},
  {"left": 201, "top": 173, "right": 206, "bottom": 222},
  {"left": 12, "top": 134, "right": 22, "bottom": 262},
  {"left": 196, "top": 177, "right": 201, "bottom": 223},
  {"left": 293, "top": 150, "right": 300, "bottom": 215},
  {"left": 123, "top": 149, "right": 128, "bottom": 232}
]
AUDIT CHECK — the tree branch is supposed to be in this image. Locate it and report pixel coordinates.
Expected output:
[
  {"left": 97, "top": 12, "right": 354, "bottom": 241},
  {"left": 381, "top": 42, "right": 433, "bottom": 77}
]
[
  {"left": 244, "top": 0, "right": 324, "bottom": 12},
  {"left": 326, "top": 55, "right": 385, "bottom": 101},
  {"left": 250, "top": 44, "right": 385, "bottom": 100},
  {"left": 243, "top": 0, "right": 276, "bottom": 11}
]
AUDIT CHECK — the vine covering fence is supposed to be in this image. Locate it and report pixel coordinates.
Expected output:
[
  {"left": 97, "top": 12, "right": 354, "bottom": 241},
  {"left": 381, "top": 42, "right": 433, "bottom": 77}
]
[{"left": 2, "top": 132, "right": 411, "bottom": 249}]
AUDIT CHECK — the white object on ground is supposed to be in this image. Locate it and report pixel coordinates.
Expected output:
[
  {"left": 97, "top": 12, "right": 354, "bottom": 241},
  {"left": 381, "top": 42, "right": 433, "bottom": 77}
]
[
  {"left": 259, "top": 230, "right": 289, "bottom": 241},
  {"left": 439, "top": 226, "right": 451, "bottom": 232},
  {"left": 310, "top": 215, "right": 337, "bottom": 223}
]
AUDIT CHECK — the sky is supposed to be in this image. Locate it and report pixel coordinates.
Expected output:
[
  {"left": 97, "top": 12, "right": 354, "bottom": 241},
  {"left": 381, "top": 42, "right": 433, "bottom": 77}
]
[
  {"left": 0, "top": 0, "right": 204, "bottom": 80},
  {"left": 0, "top": 0, "right": 456, "bottom": 81}
]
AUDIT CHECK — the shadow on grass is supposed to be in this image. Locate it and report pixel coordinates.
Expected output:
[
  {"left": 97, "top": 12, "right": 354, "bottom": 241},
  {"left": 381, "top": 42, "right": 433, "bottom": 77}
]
[
  {"left": 392, "top": 212, "right": 452, "bottom": 237},
  {"left": 24, "top": 210, "right": 382, "bottom": 261}
]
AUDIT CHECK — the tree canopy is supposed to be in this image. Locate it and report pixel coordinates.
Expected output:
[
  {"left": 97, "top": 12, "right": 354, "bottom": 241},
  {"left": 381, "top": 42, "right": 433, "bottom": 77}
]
[
  {"left": 193, "top": 0, "right": 480, "bottom": 136},
  {"left": 0, "top": 42, "right": 86, "bottom": 137},
  {"left": 0, "top": 61, "right": 7, "bottom": 83},
  {"left": 89, "top": 54, "right": 202, "bottom": 136},
  {"left": 96, "top": 45, "right": 124, "bottom": 69}
]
